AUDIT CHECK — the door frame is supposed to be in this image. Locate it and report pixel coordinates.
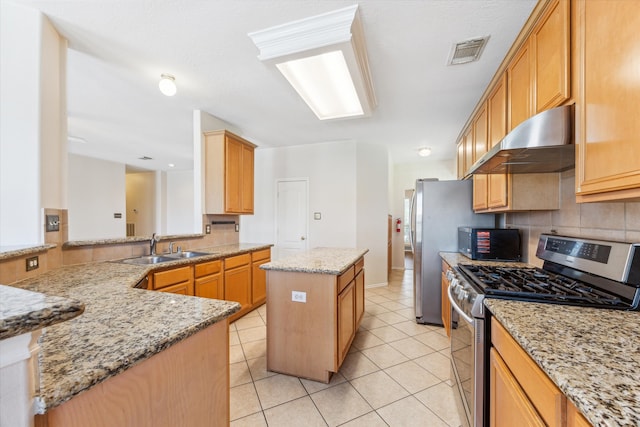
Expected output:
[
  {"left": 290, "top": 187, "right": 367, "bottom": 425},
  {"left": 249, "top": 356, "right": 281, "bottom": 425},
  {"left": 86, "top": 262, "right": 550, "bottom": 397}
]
[{"left": 274, "top": 177, "right": 310, "bottom": 257}]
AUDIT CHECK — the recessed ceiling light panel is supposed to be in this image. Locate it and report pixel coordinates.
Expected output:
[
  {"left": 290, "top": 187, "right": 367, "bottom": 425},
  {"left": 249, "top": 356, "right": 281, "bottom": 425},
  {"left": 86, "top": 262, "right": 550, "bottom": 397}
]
[{"left": 248, "top": 5, "right": 376, "bottom": 120}]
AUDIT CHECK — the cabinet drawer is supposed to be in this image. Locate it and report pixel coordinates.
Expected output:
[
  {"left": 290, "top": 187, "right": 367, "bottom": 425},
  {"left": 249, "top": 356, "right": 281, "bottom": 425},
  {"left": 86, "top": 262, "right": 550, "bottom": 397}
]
[
  {"left": 251, "top": 248, "right": 271, "bottom": 262},
  {"left": 491, "top": 317, "right": 565, "bottom": 426},
  {"left": 225, "top": 253, "right": 250, "bottom": 270},
  {"left": 355, "top": 257, "right": 364, "bottom": 274},
  {"left": 195, "top": 260, "right": 222, "bottom": 278},
  {"left": 338, "top": 266, "right": 355, "bottom": 294},
  {"left": 152, "top": 266, "right": 192, "bottom": 290}
]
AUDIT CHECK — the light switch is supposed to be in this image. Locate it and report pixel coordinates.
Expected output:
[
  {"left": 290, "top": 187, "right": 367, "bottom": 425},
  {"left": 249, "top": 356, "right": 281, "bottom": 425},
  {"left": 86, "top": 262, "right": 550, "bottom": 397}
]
[{"left": 314, "top": 212, "right": 321, "bottom": 220}]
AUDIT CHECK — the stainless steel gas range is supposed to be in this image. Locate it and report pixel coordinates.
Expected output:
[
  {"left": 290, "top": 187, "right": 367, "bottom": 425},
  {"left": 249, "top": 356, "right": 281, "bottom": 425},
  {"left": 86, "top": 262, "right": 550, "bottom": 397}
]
[{"left": 446, "top": 234, "right": 640, "bottom": 427}]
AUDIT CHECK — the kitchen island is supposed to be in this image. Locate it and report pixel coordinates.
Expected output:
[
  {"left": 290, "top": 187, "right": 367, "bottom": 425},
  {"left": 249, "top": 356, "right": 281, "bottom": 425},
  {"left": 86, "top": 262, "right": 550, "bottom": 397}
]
[
  {"left": 4, "top": 242, "right": 270, "bottom": 427},
  {"left": 261, "top": 247, "right": 368, "bottom": 383}
]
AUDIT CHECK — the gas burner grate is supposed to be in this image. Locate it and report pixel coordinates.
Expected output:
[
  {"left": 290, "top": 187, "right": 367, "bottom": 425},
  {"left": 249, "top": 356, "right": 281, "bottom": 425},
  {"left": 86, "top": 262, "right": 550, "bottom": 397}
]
[{"left": 457, "top": 264, "right": 630, "bottom": 309}]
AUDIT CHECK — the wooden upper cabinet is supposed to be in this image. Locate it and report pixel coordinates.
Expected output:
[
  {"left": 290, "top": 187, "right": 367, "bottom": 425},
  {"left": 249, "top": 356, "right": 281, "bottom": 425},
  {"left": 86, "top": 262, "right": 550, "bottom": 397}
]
[
  {"left": 508, "top": 42, "right": 533, "bottom": 131},
  {"left": 531, "top": 0, "right": 570, "bottom": 113},
  {"left": 472, "top": 105, "right": 489, "bottom": 210},
  {"left": 204, "top": 130, "right": 256, "bottom": 215},
  {"left": 463, "top": 127, "right": 473, "bottom": 178},
  {"left": 575, "top": 0, "right": 640, "bottom": 202},
  {"left": 487, "top": 74, "right": 509, "bottom": 209},
  {"left": 457, "top": 139, "right": 466, "bottom": 180}
]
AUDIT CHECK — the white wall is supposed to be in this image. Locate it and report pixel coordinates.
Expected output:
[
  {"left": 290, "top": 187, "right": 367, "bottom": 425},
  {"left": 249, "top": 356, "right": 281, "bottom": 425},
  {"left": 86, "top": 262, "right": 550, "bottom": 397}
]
[
  {"left": 0, "top": 3, "right": 65, "bottom": 245},
  {"left": 356, "top": 143, "right": 389, "bottom": 286},
  {"left": 391, "top": 158, "right": 457, "bottom": 269},
  {"left": 68, "top": 154, "right": 125, "bottom": 240},
  {"left": 241, "top": 140, "right": 390, "bottom": 286},
  {"left": 166, "top": 170, "right": 195, "bottom": 234},
  {"left": 125, "top": 172, "right": 155, "bottom": 237}
]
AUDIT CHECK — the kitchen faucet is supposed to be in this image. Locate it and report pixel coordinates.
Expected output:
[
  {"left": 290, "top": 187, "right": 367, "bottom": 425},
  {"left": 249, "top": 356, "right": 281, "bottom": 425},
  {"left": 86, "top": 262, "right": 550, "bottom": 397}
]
[{"left": 150, "top": 233, "right": 159, "bottom": 255}]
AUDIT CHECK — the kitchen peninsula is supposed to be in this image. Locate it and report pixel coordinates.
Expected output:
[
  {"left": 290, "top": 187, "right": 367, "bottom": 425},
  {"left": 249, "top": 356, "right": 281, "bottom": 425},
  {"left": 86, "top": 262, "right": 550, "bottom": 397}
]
[
  {"left": 3, "top": 242, "right": 271, "bottom": 427},
  {"left": 261, "top": 247, "right": 368, "bottom": 383}
]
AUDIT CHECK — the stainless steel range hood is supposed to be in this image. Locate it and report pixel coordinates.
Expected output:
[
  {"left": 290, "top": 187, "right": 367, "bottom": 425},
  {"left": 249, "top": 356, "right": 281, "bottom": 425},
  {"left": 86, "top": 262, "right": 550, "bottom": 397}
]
[{"left": 468, "top": 105, "right": 574, "bottom": 175}]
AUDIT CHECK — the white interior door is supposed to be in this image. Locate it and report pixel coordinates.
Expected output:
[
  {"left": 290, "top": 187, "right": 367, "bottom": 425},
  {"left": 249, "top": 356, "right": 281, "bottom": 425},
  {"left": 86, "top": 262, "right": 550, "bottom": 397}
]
[{"left": 275, "top": 179, "right": 308, "bottom": 260}]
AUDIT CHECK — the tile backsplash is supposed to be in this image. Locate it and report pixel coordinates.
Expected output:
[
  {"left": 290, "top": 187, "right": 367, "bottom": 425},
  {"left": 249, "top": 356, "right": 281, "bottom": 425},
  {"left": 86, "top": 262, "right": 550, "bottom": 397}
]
[{"left": 505, "top": 169, "right": 640, "bottom": 267}]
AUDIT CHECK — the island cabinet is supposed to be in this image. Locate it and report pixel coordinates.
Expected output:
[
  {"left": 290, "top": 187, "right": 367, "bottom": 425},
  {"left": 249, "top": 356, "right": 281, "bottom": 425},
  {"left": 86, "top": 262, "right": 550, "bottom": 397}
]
[
  {"left": 34, "top": 320, "right": 230, "bottom": 427},
  {"left": 490, "top": 317, "right": 592, "bottom": 427},
  {"left": 204, "top": 130, "right": 256, "bottom": 215},
  {"left": 574, "top": 0, "right": 640, "bottom": 203},
  {"left": 148, "top": 265, "right": 194, "bottom": 296},
  {"left": 224, "top": 253, "right": 252, "bottom": 322},
  {"left": 264, "top": 253, "right": 365, "bottom": 383}
]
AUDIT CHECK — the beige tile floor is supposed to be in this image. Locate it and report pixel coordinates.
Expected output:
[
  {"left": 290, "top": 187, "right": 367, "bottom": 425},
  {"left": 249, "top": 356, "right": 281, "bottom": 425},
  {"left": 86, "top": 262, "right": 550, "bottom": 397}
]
[{"left": 229, "top": 268, "right": 466, "bottom": 427}]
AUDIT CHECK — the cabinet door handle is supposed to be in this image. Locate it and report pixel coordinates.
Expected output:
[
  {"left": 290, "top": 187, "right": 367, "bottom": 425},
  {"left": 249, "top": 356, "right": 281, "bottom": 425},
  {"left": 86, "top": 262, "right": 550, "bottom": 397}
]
[{"left": 301, "top": 236, "right": 306, "bottom": 240}]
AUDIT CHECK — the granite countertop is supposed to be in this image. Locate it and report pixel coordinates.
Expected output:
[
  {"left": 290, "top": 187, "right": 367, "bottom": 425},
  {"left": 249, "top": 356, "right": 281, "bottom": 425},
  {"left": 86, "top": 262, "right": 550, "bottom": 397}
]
[
  {"left": 0, "top": 244, "right": 56, "bottom": 260},
  {"left": 439, "top": 251, "right": 640, "bottom": 426},
  {"left": 0, "top": 285, "right": 84, "bottom": 340},
  {"left": 7, "top": 242, "right": 271, "bottom": 412},
  {"left": 486, "top": 299, "right": 640, "bottom": 427},
  {"left": 260, "top": 247, "right": 369, "bottom": 274},
  {"left": 440, "top": 251, "right": 531, "bottom": 268}
]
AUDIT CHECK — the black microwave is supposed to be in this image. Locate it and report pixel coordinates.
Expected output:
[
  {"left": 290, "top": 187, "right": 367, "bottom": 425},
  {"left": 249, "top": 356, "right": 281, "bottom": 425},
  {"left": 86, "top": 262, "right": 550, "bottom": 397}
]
[{"left": 458, "top": 227, "right": 521, "bottom": 261}]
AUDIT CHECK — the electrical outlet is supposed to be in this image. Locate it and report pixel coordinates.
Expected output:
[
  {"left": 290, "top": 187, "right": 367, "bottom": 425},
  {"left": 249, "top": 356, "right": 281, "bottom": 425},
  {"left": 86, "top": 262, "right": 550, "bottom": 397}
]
[
  {"left": 205, "top": 224, "right": 211, "bottom": 234},
  {"left": 235, "top": 224, "right": 239, "bottom": 232},
  {"left": 291, "top": 291, "right": 307, "bottom": 303},
  {"left": 46, "top": 215, "right": 60, "bottom": 232},
  {"left": 26, "top": 256, "right": 39, "bottom": 271}
]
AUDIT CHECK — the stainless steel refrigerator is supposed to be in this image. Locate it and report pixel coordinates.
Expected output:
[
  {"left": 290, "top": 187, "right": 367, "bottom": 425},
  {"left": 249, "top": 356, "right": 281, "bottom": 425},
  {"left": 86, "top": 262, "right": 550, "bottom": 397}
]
[{"left": 410, "top": 179, "right": 494, "bottom": 325}]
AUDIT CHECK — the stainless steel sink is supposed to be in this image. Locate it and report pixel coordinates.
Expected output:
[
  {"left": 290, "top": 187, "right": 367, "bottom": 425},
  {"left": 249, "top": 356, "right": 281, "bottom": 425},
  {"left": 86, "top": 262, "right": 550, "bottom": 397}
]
[
  {"left": 120, "top": 255, "right": 175, "bottom": 265},
  {"left": 165, "top": 251, "right": 211, "bottom": 259}
]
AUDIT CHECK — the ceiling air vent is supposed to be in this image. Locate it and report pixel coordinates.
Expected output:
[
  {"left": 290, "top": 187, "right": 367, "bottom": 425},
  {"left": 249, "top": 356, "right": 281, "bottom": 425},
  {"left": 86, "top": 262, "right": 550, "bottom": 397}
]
[{"left": 447, "top": 36, "right": 490, "bottom": 65}]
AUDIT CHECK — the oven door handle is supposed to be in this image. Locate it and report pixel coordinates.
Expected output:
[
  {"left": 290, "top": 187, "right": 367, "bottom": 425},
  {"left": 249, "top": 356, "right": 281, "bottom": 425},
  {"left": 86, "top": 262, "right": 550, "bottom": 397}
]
[{"left": 448, "top": 284, "right": 474, "bottom": 324}]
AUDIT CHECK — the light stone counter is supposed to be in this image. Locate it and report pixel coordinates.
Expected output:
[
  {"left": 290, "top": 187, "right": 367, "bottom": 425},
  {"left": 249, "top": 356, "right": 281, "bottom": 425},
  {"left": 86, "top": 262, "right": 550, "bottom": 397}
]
[
  {"left": 6, "top": 242, "right": 272, "bottom": 413},
  {"left": 440, "top": 251, "right": 640, "bottom": 426},
  {"left": 0, "top": 285, "right": 83, "bottom": 340},
  {"left": 486, "top": 299, "right": 640, "bottom": 427},
  {"left": 260, "top": 247, "right": 369, "bottom": 275}
]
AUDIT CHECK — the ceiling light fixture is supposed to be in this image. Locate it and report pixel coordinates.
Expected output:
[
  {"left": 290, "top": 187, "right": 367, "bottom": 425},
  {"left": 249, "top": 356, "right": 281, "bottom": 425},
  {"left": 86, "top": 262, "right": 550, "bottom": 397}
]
[
  {"left": 248, "top": 5, "right": 376, "bottom": 121},
  {"left": 158, "top": 74, "right": 177, "bottom": 96},
  {"left": 418, "top": 147, "right": 432, "bottom": 157}
]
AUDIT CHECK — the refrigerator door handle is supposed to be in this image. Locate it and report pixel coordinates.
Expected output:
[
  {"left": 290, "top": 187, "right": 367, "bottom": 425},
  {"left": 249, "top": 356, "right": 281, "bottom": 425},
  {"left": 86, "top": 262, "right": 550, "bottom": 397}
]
[{"left": 409, "top": 191, "right": 416, "bottom": 253}]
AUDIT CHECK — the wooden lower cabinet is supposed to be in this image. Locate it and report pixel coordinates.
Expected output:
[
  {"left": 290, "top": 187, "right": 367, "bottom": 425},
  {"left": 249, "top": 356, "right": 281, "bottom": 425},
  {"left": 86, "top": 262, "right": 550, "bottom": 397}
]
[
  {"left": 251, "top": 249, "right": 271, "bottom": 305},
  {"left": 224, "top": 254, "right": 252, "bottom": 322},
  {"left": 148, "top": 248, "right": 271, "bottom": 322},
  {"left": 567, "top": 401, "right": 591, "bottom": 427},
  {"left": 266, "top": 257, "right": 365, "bottom": 383},
  {"left": 491, "top": 317, "right": 592, "bottom": 427},
  {"left": 35, "top": 320, "right": 230, "bottom": 427},
  {"left": 149, "top": 265, "right": 194, "bottom": 296},
  {"left": 354, "top": 266, "right": 365, "bottom": 326},
  {"left": 337, "top": 281, "right": 356, "bottom": 367},
  {"left": 490, "top": 348, "right": 546, "bottom": 427},
  {"left": 194, "top": 260, "right": 223, "bottom": 300}
]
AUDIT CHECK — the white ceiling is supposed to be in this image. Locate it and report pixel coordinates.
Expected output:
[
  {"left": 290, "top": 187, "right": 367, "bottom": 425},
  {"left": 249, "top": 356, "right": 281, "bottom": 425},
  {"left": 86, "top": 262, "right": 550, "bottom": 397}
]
[{"left": 14, "top": 0, "right": 536, "bottom": 171}]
